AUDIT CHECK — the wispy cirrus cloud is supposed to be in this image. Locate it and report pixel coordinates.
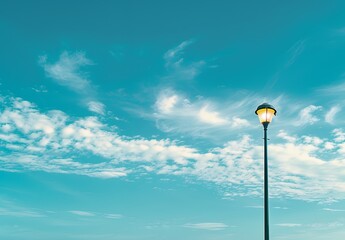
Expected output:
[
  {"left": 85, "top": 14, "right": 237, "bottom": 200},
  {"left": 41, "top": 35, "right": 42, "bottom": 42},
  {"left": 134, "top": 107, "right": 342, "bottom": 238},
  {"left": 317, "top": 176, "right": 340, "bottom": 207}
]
[
  {"left": 325, "top": 105, "right": 341, "bottom": 124},
  {"left": 322, "top": 208, "right": 345, "bottom": 212},
  {"left": 0, "top": 197, "right": 122, "bottom": 219},
  {"left": 69, "top": 210, "right": 95, "bottom": 217},
  {"left": 0, "top": 208, "right": 45, "bottom": 218},
  {"left": 163, "top": 40, "right": 205, "bottom": 81},
  {"left": 285, "top": 39, "right": 306, "bottom": 67},
  {"left": 105, "top": 213, "right": 123, "bottom": 219},
  {"left": 0, "top": 198, "right": 45, "bottom": 218},
  {"left": 245, "top": 205, "right": 263, "bottom": 209},
  {"left": 265, "top": 39, "right": 306, "bottom": 90},
  {"left": 183, "top": 222, "right": 229, "bottom": 231},
  {"left": 39, "top": 51, "right": 105, "bottom": 115}
]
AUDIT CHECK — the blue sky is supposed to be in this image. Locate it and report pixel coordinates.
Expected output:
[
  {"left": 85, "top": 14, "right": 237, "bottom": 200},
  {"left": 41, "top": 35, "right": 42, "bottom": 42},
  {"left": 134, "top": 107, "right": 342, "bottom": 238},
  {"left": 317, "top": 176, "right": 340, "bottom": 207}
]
[{"left": 1, "top": 1, "right": 345, "bottom": 239}]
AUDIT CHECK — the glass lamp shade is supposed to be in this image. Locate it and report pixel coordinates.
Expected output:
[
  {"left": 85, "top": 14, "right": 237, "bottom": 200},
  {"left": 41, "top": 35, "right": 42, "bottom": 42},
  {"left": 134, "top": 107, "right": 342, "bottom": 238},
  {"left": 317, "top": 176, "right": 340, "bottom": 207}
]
[{"left": 255, "top": 103, "right": 277, "bottom": 124}]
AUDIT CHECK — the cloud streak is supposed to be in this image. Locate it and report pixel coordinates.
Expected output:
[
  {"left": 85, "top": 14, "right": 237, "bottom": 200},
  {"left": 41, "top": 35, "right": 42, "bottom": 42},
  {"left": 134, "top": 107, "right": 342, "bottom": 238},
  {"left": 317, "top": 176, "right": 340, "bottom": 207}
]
[
  {"left": 183, "top": 222, "right": 228, "bottom": 231},
  {"left": 276, "top": 223, "right": 302, "bottom": 227},
  {"left": 322, "top": 208, "right": 345, "bottom": 212},
  {"left": 69, "top": 210, "right": 95, "bottom": 217}
]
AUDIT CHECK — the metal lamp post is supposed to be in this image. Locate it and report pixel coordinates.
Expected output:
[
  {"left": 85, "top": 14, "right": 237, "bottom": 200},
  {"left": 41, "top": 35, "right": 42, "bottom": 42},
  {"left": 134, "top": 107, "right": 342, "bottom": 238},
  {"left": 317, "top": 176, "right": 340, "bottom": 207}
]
[{"left": 255, "top": 103, "right": 277, "bottom": 240}]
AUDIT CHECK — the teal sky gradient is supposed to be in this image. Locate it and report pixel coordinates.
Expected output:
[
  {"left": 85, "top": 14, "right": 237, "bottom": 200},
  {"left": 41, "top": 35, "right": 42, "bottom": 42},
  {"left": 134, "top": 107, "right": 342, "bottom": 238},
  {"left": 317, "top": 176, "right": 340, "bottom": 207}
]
[{"left": 1, "top": 1, "right": 345, "bottom": 239}]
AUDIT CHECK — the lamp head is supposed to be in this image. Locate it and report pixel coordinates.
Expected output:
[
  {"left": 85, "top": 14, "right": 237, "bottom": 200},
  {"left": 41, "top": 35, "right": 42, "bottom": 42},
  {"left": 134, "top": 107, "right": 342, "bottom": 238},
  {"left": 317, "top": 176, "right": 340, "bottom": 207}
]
[{"left": 255, "top": 103, "right": 277, "bottom": 126}]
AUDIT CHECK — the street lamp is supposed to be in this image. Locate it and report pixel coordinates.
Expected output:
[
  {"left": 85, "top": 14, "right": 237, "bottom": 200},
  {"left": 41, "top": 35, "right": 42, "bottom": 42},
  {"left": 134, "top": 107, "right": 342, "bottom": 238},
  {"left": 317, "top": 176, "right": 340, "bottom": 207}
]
[{"left": 255, "top": 103, "right": 277, "bottom": 240}]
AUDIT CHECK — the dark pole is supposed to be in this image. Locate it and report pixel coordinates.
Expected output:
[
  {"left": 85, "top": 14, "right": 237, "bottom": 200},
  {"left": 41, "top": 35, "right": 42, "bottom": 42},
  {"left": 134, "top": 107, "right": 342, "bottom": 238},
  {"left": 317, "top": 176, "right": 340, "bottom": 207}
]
[
  {"left": 255, "top": 103, "right": 276, "bottom": 240},
  {"left": 263, "top": 122, "right": 269, "bottom": 240}
]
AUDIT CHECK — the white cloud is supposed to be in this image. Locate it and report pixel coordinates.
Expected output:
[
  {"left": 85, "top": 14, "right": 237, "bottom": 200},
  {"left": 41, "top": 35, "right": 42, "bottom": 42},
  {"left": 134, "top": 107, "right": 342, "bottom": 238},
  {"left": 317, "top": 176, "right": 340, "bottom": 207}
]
[
  {"left": 183, "top": 222, "right": 228, "bottom": 231},
  {"left": 69, "top": 210, "right": 95, "bottom": 217},
  {"left": 245, "top": 205, "right": 263, "bottom": 209},
  {"left": 163, "top": 40, "right": 205, "bottom": 81},
  {"left": 302, "top": 136, "right": 323, "bottom": 145},
  {"left": 0, "top": 198, "right": 45, "bottom": 218},
  {"left": 0, "top": 208, "right": 45, "bottom": 218},
  {"left": 324, "top": 141, "right": 335, "bottom": 150},
  {"left": 308, "top": 221, "right": 344, "bottom": 229},
  {"left": 153, "top": 89, "right": 250, "bottom": 137},
  {"left": 333, "top": 128, "right": 345, "bottom": 142},
  {"left": 87, "top": 170, "right": 127, "bottom": 178},
  {"left": 105, "top": 213, "right": 123, "bottom": 219},
  {"left": 198, "top": 106, "right": 227, "bottom": 125},
  {"left": 40, "top": 51, "right": 93, "bottom": 94},
  {"left": 64, "top": 209, "right": 123, "bottom": 218},
  {"left": 322, "top": 208, "right": 345, "bottom": 212},
  {"left": 32, "top": 85, "right": 48, "bottom": 93},
  {"left": 295, "top": 105, "right": 322, "bottom": 126},
  {"left": 232, "top": 117, "right": 250, "bottom": 128},
  {"left": 267, "top": 138, "right": 345, "bottom": 201},
  {"left": 2, "top": 95, "right": 345, "bottom": 201},
  {"left": 155, "top": 91, "right": 179, "bottom": 114},
  {"left": 277, "top": 130, "right": 296, "bottom": 142},
  {"left": 273, "top": 206, "right": 288, "bottom": 210},
  {"left": 320, "top": 76, "right": 345, "bottom": 94},
  {"left": 0, "top": 96, "right": 201, "bottom": 175},
  {"left": 40, "top": 51, "right": 108, "bottom": 115},
  {"left": 164, "top": 40, "right": 193, "bottom": 63},
  {"left": 325, "top": 105, "right": 341, "bottom": 124},
  {"left": 335, "top": 27, "right": 345, "bottom": 36},
  {"left": 87, "top": 101, "right": 105, "bottom": 115},
  {"left": 276, "top": 223, "right": 302, "bottom": 227}
]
